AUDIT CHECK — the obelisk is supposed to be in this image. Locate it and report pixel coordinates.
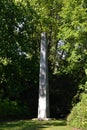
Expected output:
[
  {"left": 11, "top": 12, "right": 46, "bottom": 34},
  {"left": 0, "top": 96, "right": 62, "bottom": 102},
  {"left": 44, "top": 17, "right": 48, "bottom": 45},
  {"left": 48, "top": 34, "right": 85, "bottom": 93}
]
[{"left": 38, "top": 32, "right": 50, "bottom": 120}]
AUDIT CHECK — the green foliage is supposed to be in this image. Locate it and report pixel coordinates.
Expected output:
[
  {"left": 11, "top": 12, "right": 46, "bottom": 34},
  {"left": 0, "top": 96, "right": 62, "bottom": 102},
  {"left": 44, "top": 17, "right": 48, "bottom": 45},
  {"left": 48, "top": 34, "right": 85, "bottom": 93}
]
[
  {"left": 30, "top": 0, "right": 63, "bottom": 72},
  {"left": 67, "top": 93, "right": 87, "bottom": 130},
  {"left": 58, "top": 0, "right": 87, "bottom": 74},
  {"left": 58, "top": 0, "right": 87, "bottom": 105},
  {"left": 0, "top": 0, "right": 39, "bottom": 119},
  {"left": 0, "top": 99, "right": 30, "bottom": 120},
  {"left": 0, "top": 0, "right": 87, "bottom": 121},
  {"left": 58, "top": 2, "right": 87, "bottom": 129}
]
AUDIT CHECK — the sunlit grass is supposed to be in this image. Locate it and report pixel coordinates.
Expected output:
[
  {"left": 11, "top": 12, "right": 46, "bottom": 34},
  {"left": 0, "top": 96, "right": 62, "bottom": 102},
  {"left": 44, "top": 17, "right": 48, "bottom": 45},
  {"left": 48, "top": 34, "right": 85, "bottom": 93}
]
[{"left": 0, "top": 120, "right": 72, "bottom": 130}]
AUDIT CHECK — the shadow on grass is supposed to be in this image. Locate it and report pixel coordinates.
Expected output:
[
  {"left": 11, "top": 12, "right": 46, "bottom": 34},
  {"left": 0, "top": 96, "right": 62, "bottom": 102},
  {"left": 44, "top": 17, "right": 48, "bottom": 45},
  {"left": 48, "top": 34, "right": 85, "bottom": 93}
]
[
  {"left": 0, "top": 119, "right": 67, "bottom": 130},
  {"left": 0, "top": 120, "right": 25, "bottom": 130}
]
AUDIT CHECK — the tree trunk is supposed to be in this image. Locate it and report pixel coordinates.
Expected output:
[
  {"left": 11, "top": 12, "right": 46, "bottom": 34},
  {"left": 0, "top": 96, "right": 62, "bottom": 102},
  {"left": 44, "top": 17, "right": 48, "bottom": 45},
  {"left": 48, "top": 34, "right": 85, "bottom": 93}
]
[{"left": 38, "top": 32, "right": 50, "bottom": 120}]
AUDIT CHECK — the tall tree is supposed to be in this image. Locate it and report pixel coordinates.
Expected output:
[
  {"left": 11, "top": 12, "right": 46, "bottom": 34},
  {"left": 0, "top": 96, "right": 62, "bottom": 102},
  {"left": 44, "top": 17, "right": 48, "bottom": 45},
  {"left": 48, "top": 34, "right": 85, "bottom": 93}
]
[
  {"left": 58, "top": 0, "right": 87, "bottom": 95},
  {"left": 30, "top": 0, "right": 63, "bottom": 72},
  {"left": 0, "top": 0, "right": 40, "bottom": 119}
]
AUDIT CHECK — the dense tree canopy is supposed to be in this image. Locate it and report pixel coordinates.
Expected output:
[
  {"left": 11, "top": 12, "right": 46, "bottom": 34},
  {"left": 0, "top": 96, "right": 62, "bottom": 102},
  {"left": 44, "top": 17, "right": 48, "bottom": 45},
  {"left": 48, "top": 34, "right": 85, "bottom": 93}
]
[
  {"left": 58, "top": 1, "right": 87, "bottom": 128},
  {"left": 58, "top": 0, "right": 87, "bottom": 92},
  {"left": 0, "top": 1, "right": 87, "bottom": 128},
  {"left": 0, "top": 0, "right": 40, "bottom": 119}
]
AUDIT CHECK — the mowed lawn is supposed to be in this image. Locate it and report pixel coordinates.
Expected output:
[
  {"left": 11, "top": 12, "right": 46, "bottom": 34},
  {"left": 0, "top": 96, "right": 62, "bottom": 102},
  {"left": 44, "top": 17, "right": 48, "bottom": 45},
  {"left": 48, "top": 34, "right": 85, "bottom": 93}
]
[{"left": 0, "top": 120, "right": 73, "bottom": 130}]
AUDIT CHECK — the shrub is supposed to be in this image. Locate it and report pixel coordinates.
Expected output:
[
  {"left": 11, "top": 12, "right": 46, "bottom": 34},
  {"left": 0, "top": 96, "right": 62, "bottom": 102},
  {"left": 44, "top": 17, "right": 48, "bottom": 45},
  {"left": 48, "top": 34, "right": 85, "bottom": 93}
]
[
  {"left": 67, "top": 93, "right": 87, "bottom": 130},
  {"left": 0, "top": 99, "right": 30, "bottom": 121}
]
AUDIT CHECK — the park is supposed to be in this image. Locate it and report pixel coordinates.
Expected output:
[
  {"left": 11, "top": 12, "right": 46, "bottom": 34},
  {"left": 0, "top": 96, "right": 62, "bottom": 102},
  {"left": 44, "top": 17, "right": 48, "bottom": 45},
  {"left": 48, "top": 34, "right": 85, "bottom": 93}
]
[{"left": 0, "top": 0, "right": 87, "bottom": 130}]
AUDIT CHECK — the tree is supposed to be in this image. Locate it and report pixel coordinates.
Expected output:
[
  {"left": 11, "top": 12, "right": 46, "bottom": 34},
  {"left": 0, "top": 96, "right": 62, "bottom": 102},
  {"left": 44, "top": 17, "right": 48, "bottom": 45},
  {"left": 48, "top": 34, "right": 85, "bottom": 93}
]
[
  {"left": 30, "top": 0, "right": 63, "bottom": 72},
  {"left": 1, "top": 0, "right": 84, "bottom": 120},
  {"left": 58, "top": 0, "right": 87, "bottom": 128},
  {"left": 58, "top": 0, "right": 87, "bottom": 88},
  {"left": 0, "top": 0, "right": 40, "bottom": 119}
]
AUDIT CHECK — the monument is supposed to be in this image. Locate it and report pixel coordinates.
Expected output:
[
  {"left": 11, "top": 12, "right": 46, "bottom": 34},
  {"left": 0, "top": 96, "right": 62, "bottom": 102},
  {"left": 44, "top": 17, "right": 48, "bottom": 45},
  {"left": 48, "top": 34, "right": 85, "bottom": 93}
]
[{"left": 38, "top": 32, "right": 50, "bottom": 120}]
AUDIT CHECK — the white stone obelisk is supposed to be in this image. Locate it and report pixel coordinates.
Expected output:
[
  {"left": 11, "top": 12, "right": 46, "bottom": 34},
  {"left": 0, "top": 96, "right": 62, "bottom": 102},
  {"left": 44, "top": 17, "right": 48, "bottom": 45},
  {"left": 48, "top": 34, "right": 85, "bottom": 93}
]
[{"left": 38, "top": 32, "right": 50, "bottom": 120}]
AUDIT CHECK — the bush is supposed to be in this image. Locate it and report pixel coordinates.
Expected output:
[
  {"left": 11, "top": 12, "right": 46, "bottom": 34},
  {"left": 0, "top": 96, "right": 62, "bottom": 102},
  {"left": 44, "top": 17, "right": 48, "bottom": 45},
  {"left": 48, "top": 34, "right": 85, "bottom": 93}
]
[
  {"left": 0, "top": 99, "right": 30, "bottom": 121},
  {"left": 67, "top": 93, "right": 87, "bottom": 130}
]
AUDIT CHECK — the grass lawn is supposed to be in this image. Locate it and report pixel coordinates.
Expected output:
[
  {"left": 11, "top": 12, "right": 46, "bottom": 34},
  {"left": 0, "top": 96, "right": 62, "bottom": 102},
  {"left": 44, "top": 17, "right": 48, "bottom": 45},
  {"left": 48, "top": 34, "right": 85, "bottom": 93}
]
[{"left": 0, "top": 119, "right": 73, "bottom": 130}]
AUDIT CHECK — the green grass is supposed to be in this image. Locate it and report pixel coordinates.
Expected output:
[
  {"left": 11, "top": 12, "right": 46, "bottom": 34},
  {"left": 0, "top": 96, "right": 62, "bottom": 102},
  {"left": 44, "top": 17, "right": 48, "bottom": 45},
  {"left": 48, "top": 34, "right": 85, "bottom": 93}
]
[{"left": 0, "top": 120, "right": 73, "bottom": 130}]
